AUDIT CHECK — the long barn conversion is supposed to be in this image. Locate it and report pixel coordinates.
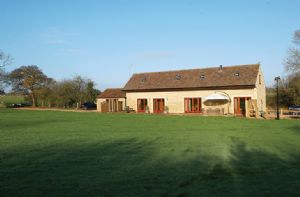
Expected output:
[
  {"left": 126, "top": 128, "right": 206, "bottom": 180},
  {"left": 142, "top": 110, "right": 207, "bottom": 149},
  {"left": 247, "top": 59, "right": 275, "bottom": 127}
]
[{"left": 97, "top": 64, "right": 266, "bottom": 117}]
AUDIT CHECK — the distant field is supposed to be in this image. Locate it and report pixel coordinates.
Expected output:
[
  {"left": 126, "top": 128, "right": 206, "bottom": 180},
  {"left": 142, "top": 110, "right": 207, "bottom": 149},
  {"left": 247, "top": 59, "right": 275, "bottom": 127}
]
[
  {"left": 0, "top": 109, "right": 299, "bottom": 196},
  {"left": 0, "top": 95, "right": 24, "bottom": 106}
]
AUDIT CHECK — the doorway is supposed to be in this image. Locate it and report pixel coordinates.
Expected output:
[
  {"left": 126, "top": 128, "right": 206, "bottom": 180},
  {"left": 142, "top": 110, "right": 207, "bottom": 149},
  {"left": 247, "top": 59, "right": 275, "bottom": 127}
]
[
  {"left": 234, "top": 97, "right": 250, "bottom": 116},
  {"left": 184, "top": 97, "right": 202, "bottom": 113},
  {"left": 153, "top": 98, "right": 165, "bottom": 113},
  {"left": 137, "top": 99, "right": 148, "bottom": 112}
]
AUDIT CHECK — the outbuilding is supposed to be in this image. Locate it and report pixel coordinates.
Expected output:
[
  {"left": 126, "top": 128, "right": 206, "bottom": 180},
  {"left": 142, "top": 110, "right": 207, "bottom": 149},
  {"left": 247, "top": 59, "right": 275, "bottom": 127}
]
[{"left": 97, "top": 88, "right": 126, "bottom": 112}]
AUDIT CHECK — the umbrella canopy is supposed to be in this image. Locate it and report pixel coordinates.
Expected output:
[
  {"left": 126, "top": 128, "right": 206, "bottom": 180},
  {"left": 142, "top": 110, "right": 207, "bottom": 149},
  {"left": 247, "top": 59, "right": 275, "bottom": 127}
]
[
  {"left": 204, "top": 93, "right": 229, "bottom": 101},
  {"left": 203, "top": 93, "right": 230, "bottom": 106}
]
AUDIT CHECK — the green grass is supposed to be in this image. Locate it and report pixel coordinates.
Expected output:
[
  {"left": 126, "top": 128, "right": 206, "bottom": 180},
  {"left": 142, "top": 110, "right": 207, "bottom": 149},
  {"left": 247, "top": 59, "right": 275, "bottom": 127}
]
[
  {"left": 0, "top": 109, "right": 299, "bottom": 196},
  {"left": 0, "top": 95, "right": 24, "bottom": 107}
]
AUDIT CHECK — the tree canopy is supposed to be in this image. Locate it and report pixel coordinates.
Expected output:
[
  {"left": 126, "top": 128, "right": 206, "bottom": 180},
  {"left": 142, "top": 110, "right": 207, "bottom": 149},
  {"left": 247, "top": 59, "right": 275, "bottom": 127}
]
[
  {"left": 49, "top": 76, "right": 100, "bottom": 108},
  {"left": 9, "top": 65, "right": 48, "bottom": 107},
  {"left": 7, "top": 64, "right": 100, "bottom": 108},
  {"left": 285, "top": 30, "right": 300, "bottom": 72}
]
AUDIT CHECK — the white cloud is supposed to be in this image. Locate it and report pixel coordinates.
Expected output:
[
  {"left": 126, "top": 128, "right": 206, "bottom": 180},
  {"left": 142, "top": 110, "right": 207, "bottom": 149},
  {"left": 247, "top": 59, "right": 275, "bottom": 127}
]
[
  {"left": 40, "top": 27, "right": 77, "bottom": 45},
  {"left": 44, "top": 39, "right": 71, "bottom": 45}
]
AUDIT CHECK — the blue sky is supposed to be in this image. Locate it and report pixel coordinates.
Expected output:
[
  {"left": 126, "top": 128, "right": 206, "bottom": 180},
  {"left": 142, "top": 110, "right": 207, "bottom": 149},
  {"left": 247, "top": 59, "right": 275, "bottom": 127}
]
[{"left": 1, "top": 0, "right": 299, "bottom": 90}]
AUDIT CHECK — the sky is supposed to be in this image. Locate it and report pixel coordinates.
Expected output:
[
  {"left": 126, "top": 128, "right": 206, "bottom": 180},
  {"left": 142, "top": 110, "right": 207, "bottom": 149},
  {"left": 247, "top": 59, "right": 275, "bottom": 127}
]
[{"left": 1, "top": 0, "right": 299, "bottom": 90}]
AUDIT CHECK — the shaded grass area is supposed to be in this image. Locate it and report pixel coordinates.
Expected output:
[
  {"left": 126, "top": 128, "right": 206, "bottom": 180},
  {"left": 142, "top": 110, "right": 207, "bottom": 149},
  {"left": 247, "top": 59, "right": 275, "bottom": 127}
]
[
  {"left": 0, "top": 95, "right": 24, "bottom": 107},
  {"left": 0, "top": 109, "right": 300, "bottom": 196}
]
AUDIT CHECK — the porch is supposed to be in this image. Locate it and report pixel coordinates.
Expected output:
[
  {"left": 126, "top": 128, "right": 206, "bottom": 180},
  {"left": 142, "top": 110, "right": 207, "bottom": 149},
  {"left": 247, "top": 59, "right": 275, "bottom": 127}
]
[
  {"left": 202, "top": 93, "right": 258, "bottom": 118},
  {"left": 96, "top": 88, "right": 126, "bottom": 112},
  {"left": 100, "top": 99, "right": 124, "bottom": 112}
]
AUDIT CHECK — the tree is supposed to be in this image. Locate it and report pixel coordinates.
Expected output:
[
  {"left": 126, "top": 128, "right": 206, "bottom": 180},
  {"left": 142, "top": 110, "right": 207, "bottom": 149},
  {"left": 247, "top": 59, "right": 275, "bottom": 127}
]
[
  {"left": 35, "top": 78, "right": 56, "bottom": 107},
  {"left": 47, "top": 76, "right": 100, "bottom": 108},
  {"left": 267, "top": 73, "right": 300, "bottom": 108},
  {"left": 9, "top": 65, "right": 48, "bottom": 107},
  {"left": 53, "top": 79, "right": 78, "bottom": 108},
  {"left": 287, "top": 72, "right": 300, "bottom": 105},
  {"left": 85, "top": 80, "right": 101, "bottom": 102},
  {"left": 285, "top": 30, "right": 300, "bottom": 72},
  {"left": 0, "top": 50, "right": 12, "bottom": 70},
  {"left": 0, "top": 50, "right": 13, "bottom": 91},
  {"left": 72, "top": 76, "right": 87, "bottom": 106}
]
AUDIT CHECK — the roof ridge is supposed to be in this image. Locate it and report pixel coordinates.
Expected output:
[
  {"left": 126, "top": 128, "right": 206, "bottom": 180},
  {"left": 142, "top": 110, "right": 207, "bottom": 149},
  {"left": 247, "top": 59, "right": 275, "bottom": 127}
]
[
  {"left": 132, "top": 63, "right": 260, "bottom": 75},
  {"left": 105, "top": 88, "right": 124, "bottom": 90},
  {"left": 98, "top": 88, "right": 126, "bottom": 98}
]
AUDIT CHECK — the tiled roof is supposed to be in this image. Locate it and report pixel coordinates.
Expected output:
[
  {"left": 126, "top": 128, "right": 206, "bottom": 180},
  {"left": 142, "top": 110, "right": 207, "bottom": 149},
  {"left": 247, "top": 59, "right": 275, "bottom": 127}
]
[
  {"left": 98, "top": 88, "right": 126, "bottom": 98},
  {"left": 123, "top": 64, "right": 260, "bottom": 91}
]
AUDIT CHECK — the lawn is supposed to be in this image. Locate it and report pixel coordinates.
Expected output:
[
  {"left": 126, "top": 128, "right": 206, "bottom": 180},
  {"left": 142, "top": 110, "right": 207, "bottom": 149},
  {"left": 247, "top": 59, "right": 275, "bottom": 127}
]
[
  {"left": 0, "top": 95, "right": 24, "bottom": 107},
  {"left": 0, "top": 109, "right": 299, "bottom": 196}
]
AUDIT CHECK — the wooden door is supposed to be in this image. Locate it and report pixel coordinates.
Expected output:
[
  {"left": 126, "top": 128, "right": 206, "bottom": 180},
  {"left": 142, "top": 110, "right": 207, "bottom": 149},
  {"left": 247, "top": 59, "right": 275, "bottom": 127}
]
[
  {"left": 137, "top": 99, "right": 147, "bottom": 112},
  {"left": 153, "top": 98, "right": 164, "bottom": 113},
  {"left": 101, "top": 102, "right": 109, "bottom": 112},
  {"left": 234, "top": 97, "right": 249, "bottom": 116},
  {"left": 118, "top": 101, "right": 123, "bottom": 112},
  {"left": 109, "top": 99, "right": 118, "bottom": 112},
  {"left": 184, "top": 98, "right": 202, "bottom": 113}
]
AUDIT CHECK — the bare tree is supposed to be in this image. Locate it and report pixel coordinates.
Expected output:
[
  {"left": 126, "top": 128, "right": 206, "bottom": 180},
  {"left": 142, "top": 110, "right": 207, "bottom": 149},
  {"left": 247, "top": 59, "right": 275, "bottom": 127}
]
[
  {"left": 0, "top": 50, "right": 13, "bottom": 91},
  {"left": 293, "top": 30, "right": 300, "bottom": 45},
  {"left": 285, "top": 30, "right": 300, "bottom": 72},
  {"left": 0, "top": 50, "right": 12, "bottom": 69}
]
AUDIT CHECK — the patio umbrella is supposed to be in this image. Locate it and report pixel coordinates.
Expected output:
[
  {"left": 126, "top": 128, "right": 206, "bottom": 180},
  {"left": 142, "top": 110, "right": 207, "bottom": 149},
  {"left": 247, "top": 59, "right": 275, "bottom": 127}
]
[
  {"left": 204, "top": 93, "right": 230, "bottom": 106},
  {"left": 204, "top": 93, "right": 229, "bottom": 101}
]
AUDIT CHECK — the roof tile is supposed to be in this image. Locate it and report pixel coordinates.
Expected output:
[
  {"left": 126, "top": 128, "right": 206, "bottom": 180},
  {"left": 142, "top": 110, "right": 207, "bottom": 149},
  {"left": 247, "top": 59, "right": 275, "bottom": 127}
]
[
  {"left": 123, "top": 64, "right": 260, "bottom": 91},
  {"left": 98, "top": 88, "right": 126, "bottom": 98}
]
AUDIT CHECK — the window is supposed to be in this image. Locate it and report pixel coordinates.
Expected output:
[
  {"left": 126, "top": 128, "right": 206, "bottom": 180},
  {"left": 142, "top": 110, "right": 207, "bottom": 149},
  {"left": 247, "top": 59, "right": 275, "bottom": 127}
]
[
  {"left": 200, "top": 74, "right": 205, "bottom": 79},
  {"left": 234, "top": 72, "right": 240, "bottom": 77},
  {"left": 137, "top": 99, "right": 148, "bottom": 112},
  {"left": 153, "top": 98, "right": 165, "bottom": 113},
  {"left": 141, "top": 76, "right": 146, "bottom": 83},
  {"left": 175, "top": 74, "right": 181, "bottom": 80},
  {"left": 184, "top": 98, "right": 202, "bottom": 113},
  {"left": 259, "top": 75, "right": 261, "bottom": 84}
]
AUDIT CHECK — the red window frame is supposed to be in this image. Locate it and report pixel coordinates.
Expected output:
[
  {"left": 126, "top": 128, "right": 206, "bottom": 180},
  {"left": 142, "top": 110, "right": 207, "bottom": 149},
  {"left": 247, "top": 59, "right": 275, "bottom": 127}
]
[
  {"left": 234, "top": 97, "right": 251, "bottom": 116},
  {"left": 153, "top": 98, "right": 165, "bottom": 113},
  {"left": 137, "top": 99, "right": 148, "bottom": 112},
  {"left": 184, "top": 97, "right": 202, "bottom": 113}
]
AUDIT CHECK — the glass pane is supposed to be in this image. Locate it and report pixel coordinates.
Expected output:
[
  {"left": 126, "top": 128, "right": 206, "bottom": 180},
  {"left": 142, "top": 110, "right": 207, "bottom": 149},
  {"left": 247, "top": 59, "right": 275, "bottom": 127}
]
[
  {"left": 198, "top": 98, "right": 201, "bottom": 111},
  {"left": 240, "top": 98, "right": 245, "bottom": 110},
  {"left": 193, "top": 98, "right": 198, "bottom": 111},
  {"left": 234, "top": 98, "right": 238, "bottom": 112},
  {"left": 138, "top": 99, "right": 147, "bottom": 111},
  {"left": 141, "top": 99, "right": 144, "bottom": 110},
  {"left": 158, "top": 99, "right": 162, "bottom": 111},
  {"left": 153, "top": 99, "right": 158, "bottom": 112}
]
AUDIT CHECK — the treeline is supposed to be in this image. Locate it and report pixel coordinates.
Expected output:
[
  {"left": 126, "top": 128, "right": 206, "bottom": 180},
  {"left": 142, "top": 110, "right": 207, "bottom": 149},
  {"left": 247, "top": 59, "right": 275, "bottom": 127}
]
[
  {"left": 2, "top": 64, "right": 100, "bottom": 108},
  {"left": 266, "top": 29, "right": 300, "bottom": 109},
  {"left": 266, "top": 72, "right": 300, "bottom": 108}
]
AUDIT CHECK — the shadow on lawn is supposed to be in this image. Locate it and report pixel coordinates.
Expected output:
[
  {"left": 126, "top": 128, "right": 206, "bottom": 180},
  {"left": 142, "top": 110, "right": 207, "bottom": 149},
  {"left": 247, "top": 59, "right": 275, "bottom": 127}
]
[
  {"left": 290, "top": 124, "right": 300, "bottom": 134},
  {"left": 0, "top": 138, "right": 300, "bottom": 196}
]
